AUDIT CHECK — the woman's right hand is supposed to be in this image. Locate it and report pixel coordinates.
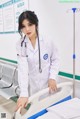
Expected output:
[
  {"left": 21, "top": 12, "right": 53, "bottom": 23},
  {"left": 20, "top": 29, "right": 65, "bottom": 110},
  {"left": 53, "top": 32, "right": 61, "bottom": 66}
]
[{"left": 15, "top": 97, "right": 28, "bottom": 113}]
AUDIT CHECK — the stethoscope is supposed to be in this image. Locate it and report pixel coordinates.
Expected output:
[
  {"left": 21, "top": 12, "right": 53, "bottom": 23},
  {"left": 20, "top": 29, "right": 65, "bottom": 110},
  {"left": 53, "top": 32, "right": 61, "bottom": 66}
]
[{"left": 20, "top": 34, "right": 42, "bottom": 73}]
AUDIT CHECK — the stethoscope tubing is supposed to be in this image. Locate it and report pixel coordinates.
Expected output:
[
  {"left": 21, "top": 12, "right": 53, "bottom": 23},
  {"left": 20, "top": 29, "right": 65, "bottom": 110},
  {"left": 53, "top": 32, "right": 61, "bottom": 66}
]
[{"left": 21, "top": 35, "right": 42, "bottom": 73}]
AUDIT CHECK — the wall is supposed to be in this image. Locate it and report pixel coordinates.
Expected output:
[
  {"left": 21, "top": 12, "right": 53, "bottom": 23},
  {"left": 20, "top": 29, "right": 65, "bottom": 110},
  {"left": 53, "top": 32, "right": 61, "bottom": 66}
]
[
  {"left": 0, "top": 0, "right": 29, "bottom": 61},
  {"left": 0, "top": 0, "right": 80, "bottom": 78},
  {"left": 29, "top": 0, "right": 80, "bottom": 77}
]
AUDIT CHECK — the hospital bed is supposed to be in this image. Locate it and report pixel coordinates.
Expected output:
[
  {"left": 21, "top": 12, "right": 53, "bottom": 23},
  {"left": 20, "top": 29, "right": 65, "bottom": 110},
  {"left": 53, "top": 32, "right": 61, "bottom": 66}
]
[{"left": 0, "top": 82, "right": 73, "bottom": 119}]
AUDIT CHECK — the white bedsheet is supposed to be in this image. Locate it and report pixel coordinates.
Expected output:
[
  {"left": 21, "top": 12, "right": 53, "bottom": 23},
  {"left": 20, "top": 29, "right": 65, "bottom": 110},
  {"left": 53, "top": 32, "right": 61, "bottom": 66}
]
[
  {"left": 47, "top": 98, "right": 80, "bottom": 119},
  {"left": 36, "top": 98, "right": 80, "bottom": 119},
  {"left": 36, "top": 111, "right": 62, "bottom": 119}
]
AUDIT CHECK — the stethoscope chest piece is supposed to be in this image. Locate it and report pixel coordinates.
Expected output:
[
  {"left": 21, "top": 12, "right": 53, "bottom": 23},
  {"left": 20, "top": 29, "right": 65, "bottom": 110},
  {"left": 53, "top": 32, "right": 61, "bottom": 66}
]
[{"left": 39, "top": 68, "right": 42, "bottom": 73}]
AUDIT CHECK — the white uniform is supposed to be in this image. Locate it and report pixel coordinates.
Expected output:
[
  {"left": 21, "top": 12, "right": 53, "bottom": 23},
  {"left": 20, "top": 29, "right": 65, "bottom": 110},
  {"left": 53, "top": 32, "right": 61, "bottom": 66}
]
[{"left": 16, "top": 35, "right": 60, "bottom": 97}]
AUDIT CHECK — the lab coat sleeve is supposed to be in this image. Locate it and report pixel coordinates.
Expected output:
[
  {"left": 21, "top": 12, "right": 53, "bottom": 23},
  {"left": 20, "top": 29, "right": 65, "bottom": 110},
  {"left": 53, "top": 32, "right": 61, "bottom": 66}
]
[
  {"left": 49, "top": 41, "right": 60, "bottom": 80},
  {"left": 16, "top": 41, "right": 28, "bottom": 97}
]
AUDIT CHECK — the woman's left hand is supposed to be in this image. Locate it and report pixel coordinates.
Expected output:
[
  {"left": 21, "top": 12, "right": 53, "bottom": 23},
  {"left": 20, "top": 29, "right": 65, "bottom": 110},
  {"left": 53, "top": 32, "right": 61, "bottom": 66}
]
[{"left": 48, "top": 79, "right": 57, "bottom": 93}]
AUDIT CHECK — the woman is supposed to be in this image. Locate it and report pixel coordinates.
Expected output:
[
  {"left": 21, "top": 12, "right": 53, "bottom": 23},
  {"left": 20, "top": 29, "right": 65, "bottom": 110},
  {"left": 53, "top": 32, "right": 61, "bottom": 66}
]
[{"left": 16, "top": 10, "right": 60, "bottom": 112}]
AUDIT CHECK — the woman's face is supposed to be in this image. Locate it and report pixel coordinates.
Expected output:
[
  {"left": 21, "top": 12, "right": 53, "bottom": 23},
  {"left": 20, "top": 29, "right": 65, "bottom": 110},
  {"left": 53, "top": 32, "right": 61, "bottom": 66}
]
[{"left": 21, "top": 19, "right": 37, "bottom": 40}]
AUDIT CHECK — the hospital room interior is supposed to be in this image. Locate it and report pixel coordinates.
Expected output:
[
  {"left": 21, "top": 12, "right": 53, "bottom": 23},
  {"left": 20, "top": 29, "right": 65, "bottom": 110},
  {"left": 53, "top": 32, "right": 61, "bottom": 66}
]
[{"left": 0, "top": 0, "right": 80, "bottom": 119}]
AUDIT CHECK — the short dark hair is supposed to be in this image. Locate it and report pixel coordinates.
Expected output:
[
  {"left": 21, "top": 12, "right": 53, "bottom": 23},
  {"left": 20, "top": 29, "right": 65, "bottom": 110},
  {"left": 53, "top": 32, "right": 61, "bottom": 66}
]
[{"left": 18, "top": 10, "right": 39, "bottom": 34}]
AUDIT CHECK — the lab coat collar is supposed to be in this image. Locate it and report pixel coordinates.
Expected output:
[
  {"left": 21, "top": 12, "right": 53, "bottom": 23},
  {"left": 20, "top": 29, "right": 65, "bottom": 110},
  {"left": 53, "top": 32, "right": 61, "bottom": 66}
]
[
  {"left": 24, "top": 34, "right": 43, "bottom": 42},
  {"left": 24, "top": 35, "right": 43, "bottom": 52}
]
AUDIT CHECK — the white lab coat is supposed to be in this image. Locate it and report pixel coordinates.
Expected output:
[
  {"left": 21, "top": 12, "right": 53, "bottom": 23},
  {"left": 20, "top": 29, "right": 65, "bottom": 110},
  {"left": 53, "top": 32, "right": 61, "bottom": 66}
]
[{"left": 16, "top": 35, "right": 60, "bottom": 97}]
